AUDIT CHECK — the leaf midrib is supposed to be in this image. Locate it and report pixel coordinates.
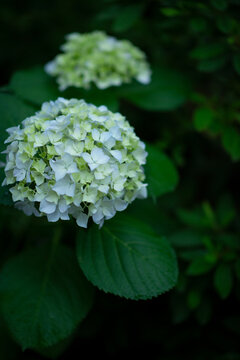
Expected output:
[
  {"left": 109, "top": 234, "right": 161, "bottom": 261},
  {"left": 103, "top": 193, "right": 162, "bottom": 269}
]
[{"left": 103, "top": 227, "right": 171, "bottom": 271}]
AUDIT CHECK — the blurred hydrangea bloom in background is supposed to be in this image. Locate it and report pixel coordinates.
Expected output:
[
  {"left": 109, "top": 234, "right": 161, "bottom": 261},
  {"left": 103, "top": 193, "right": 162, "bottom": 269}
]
[
  {"left": 45, "top": 31, "right": 151, "bottom": 90},
  {"left": 2, "top": 98, "right": 148, "bottom": 228}
]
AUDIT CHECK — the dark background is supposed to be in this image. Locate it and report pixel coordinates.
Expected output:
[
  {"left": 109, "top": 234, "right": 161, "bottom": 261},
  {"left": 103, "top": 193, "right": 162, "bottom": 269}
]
[{"left": 1, "top": 0, "right": 240, "bottom": 359}]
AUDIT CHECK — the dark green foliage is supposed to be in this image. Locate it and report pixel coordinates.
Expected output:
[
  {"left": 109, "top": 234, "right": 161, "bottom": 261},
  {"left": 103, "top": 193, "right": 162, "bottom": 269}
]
[
  {"left": 0, "top": 0, "right": 240, "bottom": 358},
  {"left": 118, "top": 68, "right": 191, "bottom": 111},
  {"left": 0, "top": 241, "right": 94, "bottom": 350},
  {"left": 0, "top": 93, "right": 36, "bottom": 153},
  {"left": 145, "top": 144, "right": 179, "bottom": 198},
  {"left": 9, "top": 67, "right": 60, "bottom": 106}
]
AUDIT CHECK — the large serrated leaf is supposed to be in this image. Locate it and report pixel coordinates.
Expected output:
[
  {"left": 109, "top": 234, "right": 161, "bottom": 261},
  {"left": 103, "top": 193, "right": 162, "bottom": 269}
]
[
  {"left": 145, "top": 144, "right": 179, "bottom": 198},
  {"left": 0, "top": 243, "right": 94, "bottom": 350},
  {"left": 77, "top": 214, "right": 178, "bottom": 300}
]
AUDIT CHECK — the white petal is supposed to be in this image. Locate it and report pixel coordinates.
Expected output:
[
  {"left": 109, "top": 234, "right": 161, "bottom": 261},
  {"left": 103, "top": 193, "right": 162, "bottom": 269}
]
[
  {"left": 100, "top": 131, "right": 111, "bottom": 143},
  {"left": 76, "top": 212, "right": 88, "bottom": 228},
  {"left": 110, "top": 126, "right": 122, "bottom": 140},
  {"left": 91, "top": 148, "right": 110, "bottom": 164},
  {"left": 44, "top": 61, "right": 56, "bottom": 75},
  {"left": 113, "top": 177, "right": 126, "bottom": 192},
  {"left": 54, "top": 143, "right": 65, "bottom": 155},
  {"left": 104, "top": 137, "right": 116, "bottom": 149},
  {"left": 68, "top": 161, "right": 79, "bottom": 174},
  {"left": 50, "top": 159, "right": 67, "bottom": 181},
  {"left": 82, "top": 152, "right": 92, "bottom": 164},
  {"left": 136, "top": 71, "right": 151, "bottom": 84},
  {"left": 47, "top": 210, "right": 61, "bottom": 222},
  {"left": 40, "top": 199, "right": 57, "bottom": 214},
  {"left": 46, "top": 131, "right": 63, "bottom": 144},
  {"left": 102, "top": 200, "right": 116, "bottom": 218},
  {"left": 89, "top": 114, "right": 107, "bottom": 122},
  {"left": 16, "top": 201, "right": 40, "bottom": 217},
  {"left": 110, "top": 150, "right": 122, "bottom": 162},
  {"left": 92, "top": 209, "right": 104, "bottom": 224},
  {"left": 92, "top": 129, "right": 100, "bottom": 141},
  {"left": 98, "top": 185, "right": 109, "bottom": 194},
  {"left": 65, "top": 183, "right": 75, "bottom": 197},
  {"left": 91, "top": 148, "right": 104, "bottom": 162},
  {"left": 13, "top": 168, "right": 26, "bottom": 181},
  {"left": 59, "top": 198, "right": 68, "bottom": 213},
  {"left": 60, "top": 211, "right": 70, "bottom": 220},
  {"left": 136, "top": 185, "right": 148, "bottom": 199},
  {"left": 98, "top": 218, "right": 105, "bottom": 229},
  {"left": 94, "top": 171, "right": 105, "bottom": 180},
  {"left": 88, "top": 163, "right": 99, "bottom": 171},
  {"left": 132, "top": 148, "right": 147, "bottom": 165},
  {"left": 52, "top": 175, "right": 75, "bottom": 197},
  {"left": 114, "top": 199, "right": 128, "bottom": 211}
]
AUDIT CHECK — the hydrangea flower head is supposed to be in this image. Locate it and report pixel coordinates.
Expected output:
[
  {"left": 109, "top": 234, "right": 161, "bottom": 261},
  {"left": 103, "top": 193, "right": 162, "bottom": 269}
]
[
  {"left": 2, "top": 98, "right": 148, "bottom": 228},
  {"left": 45, "top": 31, "right": 151, "bottom": 90}
]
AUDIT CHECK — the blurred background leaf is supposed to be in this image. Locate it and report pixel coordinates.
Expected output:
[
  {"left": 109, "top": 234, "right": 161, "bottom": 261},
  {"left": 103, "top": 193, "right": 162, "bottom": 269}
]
[{"left": 1, "top": 0, "right": 240, "bottom": 358}]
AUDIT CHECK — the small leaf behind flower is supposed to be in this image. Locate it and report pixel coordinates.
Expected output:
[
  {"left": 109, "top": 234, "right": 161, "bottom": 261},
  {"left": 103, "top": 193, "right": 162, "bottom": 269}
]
[
  {"left": 145, "top": 144, "right": 179, "bottom": 198},
  {"left": 9, "top": 67, "right": 60, "bottom": 105},
  {"left": 0, "top": 93, "right": 35, "bottom": 153}
]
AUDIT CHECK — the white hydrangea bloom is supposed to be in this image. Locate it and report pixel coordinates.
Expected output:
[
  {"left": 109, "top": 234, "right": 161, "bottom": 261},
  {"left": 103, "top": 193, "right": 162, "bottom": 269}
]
[
  {"left": 2, "top": 98, "right": 148, "bottom": 228},
  {"left": 45, "top": 31, "right": 151, "bottom": 90}
]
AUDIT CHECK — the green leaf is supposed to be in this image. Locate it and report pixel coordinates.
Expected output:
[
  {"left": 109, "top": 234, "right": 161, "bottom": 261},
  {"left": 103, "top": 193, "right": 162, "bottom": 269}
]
[
  {"left": 63, "top": 84, "right": 119, "bottom": 112},
  {"left": 0, "top": 315, "right": 19, "bottom": 360},
  {"left": 112, "top": 4, "right": 144, "bottom": 32},
  {"left": 0, "top": 242, "right": 94, "bottom": 350},
  {"left": 193, "top": 107, "right": 214, "bottom": 131},
  {"left": 216, "top": 194, "right": 235, "bottom": 228},
  {"left": 170, "top": 293, "right": 190, "bottom": 324},
  {"left": 233, "top": 54, "right": 240, "bottom": 76},
  {"left": 9, "top": 67, "right": 60, "bottom": 106},
  {"left": 235, "top": 259, "right": 240, "bottom": 280},
  {"left": 224, "top": 316, "right": 240, "bottom": 336},
  {"left": 145, "top": 144, "right": 179, "bottom": 198},
  {"left": 196, "top": 56, "right": 227, "bottom": 73},
  {"left": 187, "top": 289, "right": 201, "bottom": 309},
  {"left": 169, "top": 229, "right": 203, "bottom": 248},
  {"left": 127, "top": 198, "right": 176, "bottom": 236},
  {"left": 222, "top": 127, "right": 240, "bottom": 161},
  {"left": 187, "top": 256, "right": 214, "bottom": 276},
  {"left": 211, "top": 0, "right": 228, "bottom": 11},
  {"left": 0, "top": 169, "right": 13, "bottom": 206},
  {"left": 214, "top": 264, "right": 233, "bottom": 299},
  {"left": 161, "top": 8, "right": 180, "bottom": 17},
  {"left": 189, "top": 18, "right": 207, "bottom": 33},
  {"left": 77, "top": 214, "right": 178, "bottom": 300},
  {"left": 120, "top": 68, "right": 191, "bottom": 111},
  {"left": 36, "top": 336, "right": 73, "bottom": 359},
  {"left": 195, "top": 299, "right": 212, "bottom": 325},
  {"left": 216, "top": 16, "right": 236, "bottom": 34},
  {"left": 190, "top": 43, "right": 225, "bottom": 60},
  {"left": 177, "top": 208, "right": 213, "bottom": 229},
  {"left": 0, "top": 93, "right": 35, "bottom": 153}
]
